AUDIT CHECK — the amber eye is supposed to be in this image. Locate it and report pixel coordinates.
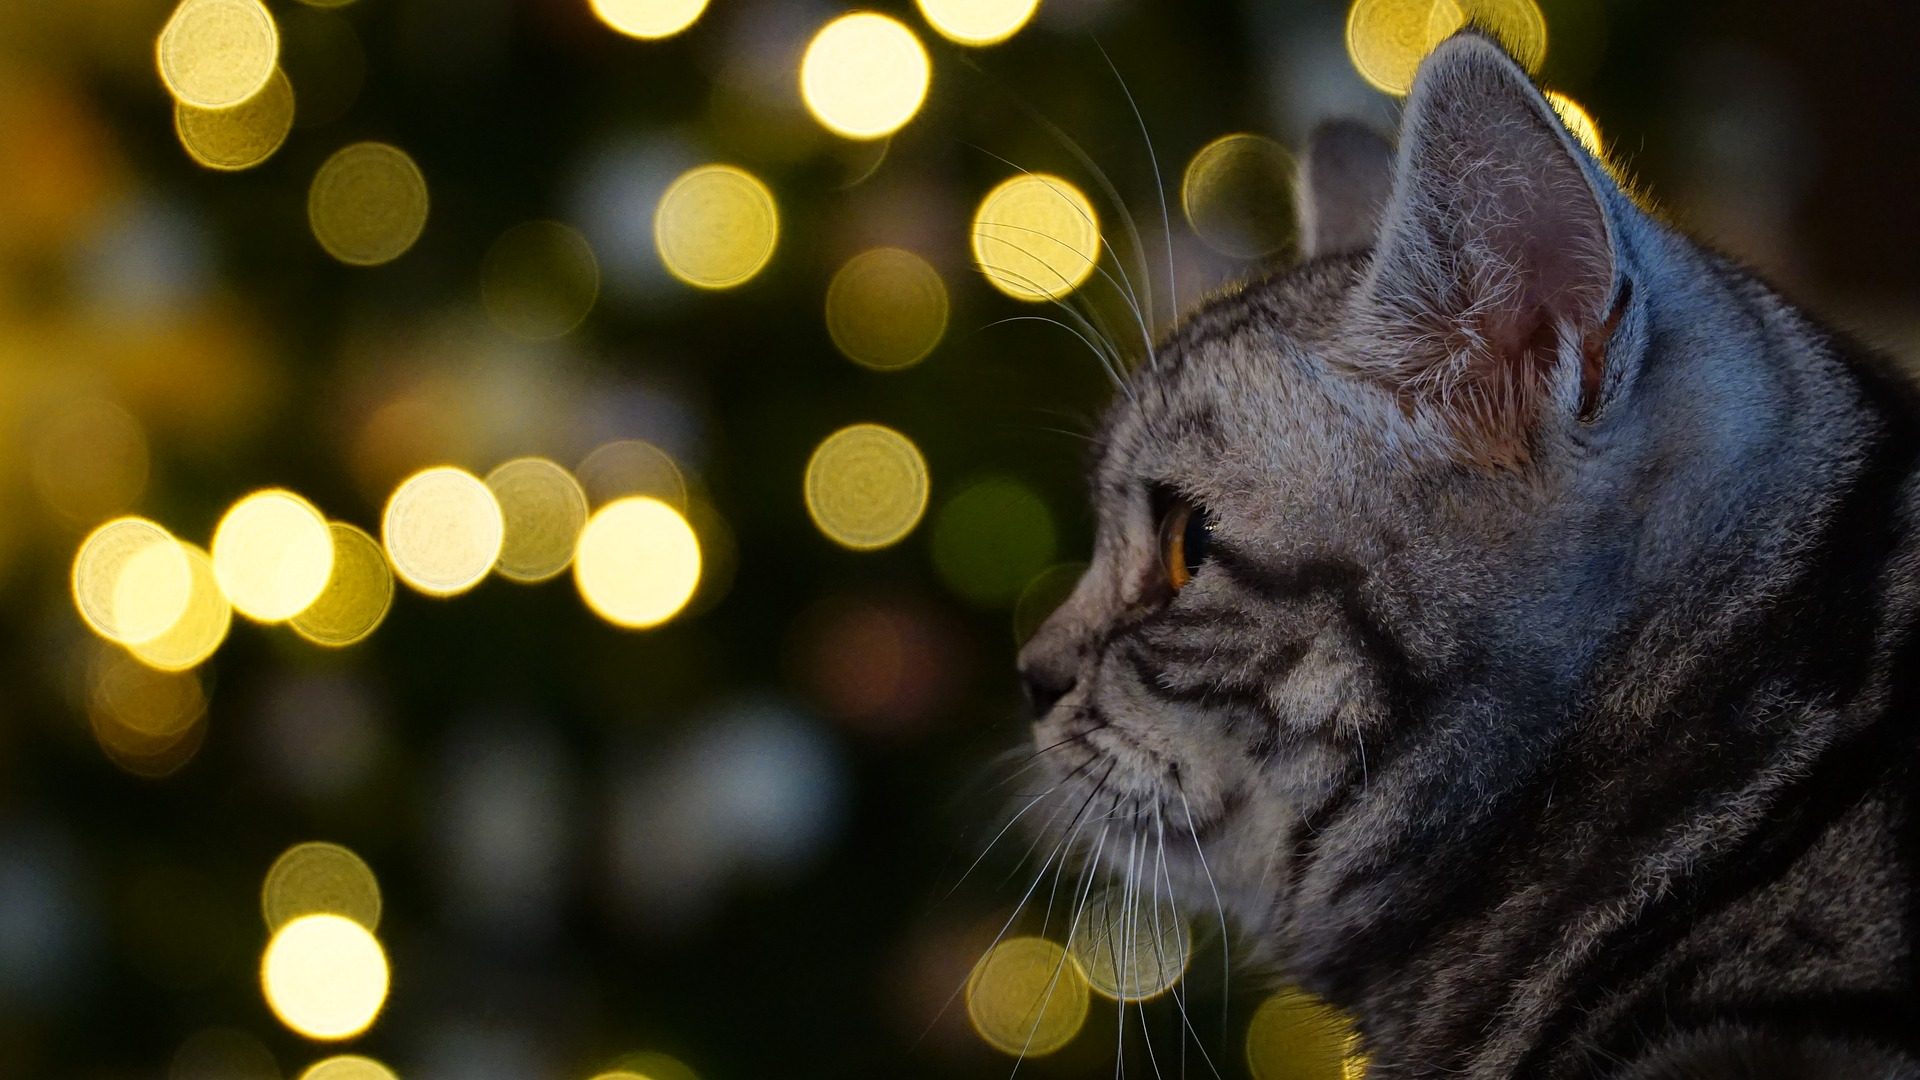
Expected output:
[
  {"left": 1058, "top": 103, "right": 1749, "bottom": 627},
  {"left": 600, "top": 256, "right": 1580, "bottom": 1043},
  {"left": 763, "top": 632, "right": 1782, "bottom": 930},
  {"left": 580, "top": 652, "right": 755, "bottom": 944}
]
[{"left": 1158, "top": 497, "right": 1213, "bottom": 591}]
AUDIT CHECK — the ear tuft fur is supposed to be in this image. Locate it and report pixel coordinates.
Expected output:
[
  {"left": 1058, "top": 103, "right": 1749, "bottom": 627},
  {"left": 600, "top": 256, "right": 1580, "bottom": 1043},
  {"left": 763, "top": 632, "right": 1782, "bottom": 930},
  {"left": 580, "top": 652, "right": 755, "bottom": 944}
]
[
  {"left": 1297, "top": 120, "right": 1395, "bottom": 257},
  {"left": 1351, "top": 32, "right": 1620, "bottom": 467}
]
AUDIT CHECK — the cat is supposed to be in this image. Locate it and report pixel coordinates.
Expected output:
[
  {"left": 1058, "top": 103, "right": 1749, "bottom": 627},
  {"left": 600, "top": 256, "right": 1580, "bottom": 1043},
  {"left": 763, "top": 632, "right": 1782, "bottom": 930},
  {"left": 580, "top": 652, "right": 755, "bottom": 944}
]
[{"left": 1013, "top": 29, "right": 1920, "bottom": 1079}]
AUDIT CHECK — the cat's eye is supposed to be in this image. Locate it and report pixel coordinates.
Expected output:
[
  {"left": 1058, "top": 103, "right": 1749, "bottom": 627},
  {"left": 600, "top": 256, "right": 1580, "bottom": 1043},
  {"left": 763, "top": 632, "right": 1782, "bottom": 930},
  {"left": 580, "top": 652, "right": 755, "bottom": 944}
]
[{"left": 1158, "top": 497, "right": 1213, "bottom": 592}]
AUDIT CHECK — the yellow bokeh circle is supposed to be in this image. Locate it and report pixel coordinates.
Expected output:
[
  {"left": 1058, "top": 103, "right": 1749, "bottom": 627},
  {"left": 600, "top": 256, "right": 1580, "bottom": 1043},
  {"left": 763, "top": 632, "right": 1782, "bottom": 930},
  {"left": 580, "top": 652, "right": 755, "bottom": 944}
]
[
  {"left": 1181, "top": 132, "right": 1297, "bottom": 259},
  {"left": 1245, "top": 988, "right": 1369, "bottom": 1080},
  {"left": 1346, "top": 0, "right": 1546, "bottom": 96},
  {"left": 156, "top": 0, "right": 280, "bottom": 109},
  {"left": 260, "top": 914, "right": 389, "bottom": 1041},
  {"left": 588, "top": 0, "right": 708, "bottom": 40},
  {"left": 211, "top": 490, "right": 336, "bottom": 623},
  {"left": 971, "top": 174, "right": 1102, "bottom": 302},
  {"left": 799, "top": 12, "right": 931, "bottom": 140},
  {"left": 965, "top": 936, "right": 1089, "bottom": 1057},
  {"left": 825, "top": 247, "right": 949, "bottom": 371},
  {"left": 486, "top": 457, "right": 590, "bottom": 584},
  {"left": 174, "top": 66, "right": 295, "bottom": 172},
  {"left": 129, "top": 543, "right": 232, "bottom": 671},
  {"left": 573, "top": 496, "right": 702, "bottom": 630},
  {"left": 297, "top": 1056, "right": 399, "bottom": 1080},
  {"left": 262, "top": 841, "right": 382, "bottom": 933},
  {"left": 1546, "top": 90, "right": 1603, "bottom": 156},
  {"left": 308, "top": 142, "right": 430, "bottom": 267},
  {"left": 290, "top": 523, "right": 395, "bottom": 647},
  {"left": 382, "top": 466, "right": 504, "bottom": 598},
  {"left": 803, "top": 424, "right": 930, "bottom": 551},
  {"left": 915, "top": 0, "right": 1040, "bottom": 46},
  {"left": 480, "top": 220, "right": 601, "bottom": 340},
  {"left": 72, "top": 517, "right": 193, "bottom": 646},
  {"left": 1426, "top": 0, "right": 1547, "bottom": 76},
  {"left": 1068, "top": 887, "right": 1192, "bottom": 1002},
  {"left": 653, "top": 164, "right": 779, "bottom": 289}
]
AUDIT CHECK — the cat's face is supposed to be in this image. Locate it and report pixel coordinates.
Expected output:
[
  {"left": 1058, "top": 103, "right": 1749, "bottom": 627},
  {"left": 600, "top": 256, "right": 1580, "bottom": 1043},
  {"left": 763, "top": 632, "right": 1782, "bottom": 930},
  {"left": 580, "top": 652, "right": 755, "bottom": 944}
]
[{"left": 1014, "top": 33, "right": 1633, "bottom": 951}]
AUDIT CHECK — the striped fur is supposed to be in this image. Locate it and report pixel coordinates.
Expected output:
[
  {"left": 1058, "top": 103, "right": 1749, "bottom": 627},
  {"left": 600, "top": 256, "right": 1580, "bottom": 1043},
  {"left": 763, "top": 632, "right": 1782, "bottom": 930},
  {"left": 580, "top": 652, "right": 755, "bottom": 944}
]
[{"left": 1015, "top": 32, "right": 1920, "bottom": 1078}]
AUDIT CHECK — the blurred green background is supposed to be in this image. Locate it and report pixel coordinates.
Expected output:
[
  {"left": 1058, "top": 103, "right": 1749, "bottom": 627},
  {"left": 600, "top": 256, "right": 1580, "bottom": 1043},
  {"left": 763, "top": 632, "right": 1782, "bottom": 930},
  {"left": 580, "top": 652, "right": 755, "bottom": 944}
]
[{"left": 1, "top": 0, "right": 1917, "bottom": 1077}]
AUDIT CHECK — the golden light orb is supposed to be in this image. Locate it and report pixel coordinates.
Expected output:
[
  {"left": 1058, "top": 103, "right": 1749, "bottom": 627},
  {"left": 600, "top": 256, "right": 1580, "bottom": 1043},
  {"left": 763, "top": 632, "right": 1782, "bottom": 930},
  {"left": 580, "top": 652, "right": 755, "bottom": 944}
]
[
  {"left": 174, "top": 66, "right": 295, "bottom": 171},
  {"left": 298, "top": 1057, "right": 398, "bottom": 1080},
  {"left": 825, "top": 247, "right": 949, "bottom": 371},
  {"left": 382, "top": 466, "right": 504, "bottom": 597},
  {"left": 290, "top": 523, "right": 394, "bottom": 647},
  {"left": 588, "top": 0, "right": 708, "bottom": 40},
  {"left": 156, "top": 0, "right": 280, "bottom": 109},
  {"left": 966, "top": 936, "right": 1089, "bottom": 1057},
  {"left": 1546, "top": 90, "right": 1603, "bottom": 156},
  {"left": 481, "top": 220, "right": 601, "bottom": 339},
  {"left": 576, "top": 439, "right": 687, "bottom": 511},
  {"left": 915, "top": 0, "right": 1040, "bottom": 46},
  {"left": 31, "top": 398, "right": 150, "bottom": 526},
  {"left": 1246, "top": 987, "right": 1369, "bottom": 1080},
  {"left": 1067, "top": 887, "right": 1191, "bottom": 1002},
  {"left": 211, "top": 489, "right": 336, "bottom": 623},
  {"left": 799, "top": 12, "right": 931, "bottom": 140},
  {"left": 1427, "top": 0, "right": 1547, "bottom": 76},
  {"left": 653, "top": 164, "right": 779, "bottom": 289},
  {"left": 308, "top": 142, "right": 429, "bottom": 267},
  {"left": 129, "top": 543, "right": 232, "bottom": 672},
  {"left": 262, "top": 841, "right": 382, "bottom": 933},
  {"left": 73, "top": 518, "right": 192, "bottom": 646},
  {"left": 1181, "top": 133, "right": 1297, "bottom": 259},
  {"left": 486, "top": 457, "right": 589, "bottom": 583},
  {"left": 573, "top": 496, "right": 702, "bottom": 629},
  {"left": 1346, "top": 0, "right": 1450, "bottom": 96},
  {"left": 89, "top": 652, "right": 209, "bottom": 777},
  {"left": 803, "top": 424, "right": 930, "bottom": 551},
  {"left": 261, "top": 914, "right": 389, "bottom": 1041},
  {"left": 971, "top": 173, "right": 1102, "bottom": 302}
]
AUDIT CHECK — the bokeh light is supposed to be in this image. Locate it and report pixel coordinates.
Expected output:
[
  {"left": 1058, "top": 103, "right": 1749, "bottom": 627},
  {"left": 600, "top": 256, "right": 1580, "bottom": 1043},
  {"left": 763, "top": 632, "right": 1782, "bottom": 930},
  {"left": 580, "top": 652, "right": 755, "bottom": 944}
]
[
  {"left": 930, "top": 477, "right": 1055, "bottom": 607},
  {"left": 593, "top": 1052, "right": 699, "bottom": 1080},
  {"left": 174, "top": 67, "right": 295, "bottom": 171},
  {"left": 1246, "top": 987, "right": 1369, "bottom": 1080},
  {"left": 262, "top": 841, "right": 382, "bottom": 932},
  {"left": 169, "top": 1027, "right": 280, "bottom": 1080},
  {"left": 588, "top": 0, "right": 709, "bottom": 41},
  {"left": 156, "top": 0, "right": 280, "bottom": 109},
  {"left": 1182, "top": 133, "right": 1297, "bottom": 259},
  {"left": 965, "top": 936, "right": 1089, "bottom": 1057},
  {"left": 573, "top": 496, "right": 702, "bottom": 629},
  {"left": 653, "top": 164, "right": 778, "bottom": 289},
  {"left": 481, "top": 220, "right": 600, "bottom": 339},
  {"left": 799, "top": 13, "right": 931, "bottom": 140},
  {"left": 825, "top": 247, "right": 949, "bottom": 371},
  {"left": 30, "top": 398, "right": 150, "bottom": 526},
  {"left": 915, "top": 0, "right": 1041, "bottom": 46},
  {"left": 1546, "top": 90, "right": 1603, "bottom": 156},
  {"left": 260, "top": 913, "right": 389, "bottom": 1041},
  {"left": 485, "top": 457, "right": 589, "bottom": 583},
  {"left": 298, "top": 1056, "right": 398, "bottom": 1080},
  {"left": 88, "top": 652, "right": 209, "bottom": 777},
  {"left": 212, "top": 489, "right": 336, "bottom": 622},
  {"left": 1427, "top": 0, "right": 1547, "bottom": 76},
  {"left": 72, "top": 517, "right": 191, "bottom": 646},
  {"left": 308, "top": 142, "right": 429, "bottom": 266},
  {"left": 803, "top": 424, "right": 930, "bottom": 551},
  {"left": 971, "top": 174, "right": 1102, "bottom": 302},
  {"left": 1067, "top": 887, "right": 1191, "bottom": 1002},
  {"left": 290, "top": 523, "right": 393, "bottom": 647},
  {"left": 382, "top": 466, "right": 504, "bottom": 597},
  {"left": 129, "top": 543, "right": 232, "bottom": 672},
  {"left": 577, "top": 439, "right": 688, "bottom": 510}
]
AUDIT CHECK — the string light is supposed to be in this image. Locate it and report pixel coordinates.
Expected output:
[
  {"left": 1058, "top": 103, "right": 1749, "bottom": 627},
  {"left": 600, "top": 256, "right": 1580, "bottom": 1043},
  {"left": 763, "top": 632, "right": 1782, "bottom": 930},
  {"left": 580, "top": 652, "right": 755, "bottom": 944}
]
[
  {"left": 486, "top": 457, "right": 589, "bottom": 583},
  {"left": 965, "top": 936, "right": 1089, "bottom": 1057},
  {"left": 573, "top": 496, "right": 702, "bottom": 629},
  {"left": 799, "top": 13, "right": 931, "bottom": 140},
  {"left": 260, "top": 914, "right": 389, "bottom": 1041},
  {"left": 915, "top": 0, "right": 1040, "bottom": 46},
  {"left": 174, "top": 67, "right": 295, "bottom": 171},
  {"left": 382, "top": 466, "right": 504, "bottom": 598},
  {"left": 297, "top": 1057, "right": 399, "bottom": 1080},
  {"left": 156, "top": 0, "right": 280, "bottom": 109},
  {"left": 804, "top": 424, "right": 930, "bottom": 551},
  {"left": 1067, "top": 886, "right": 1191, "bottom": 1001},
  {"left": 824, "top": 248, "right": 949, "bottom": 371},
  {"left": 262, "top": 842, "right": 382, "bottom": 932},
  {"left": 72, "top": 518, "right": 192, "bottom": 646},
  {"left": 653, "top": 164, "right": 778, "bottom": 289},
  {"left": 129, "top": 543, "right": 232, "bottom": 671},
  {"left": 588, "top": 0, "right": 708, "bottom": 40},
  {"left": 971, "top": 174, "right": 1102, "bottom": 301},
  {"left": 211, "top": 489, "right": 336, "bottom": 623},
  {"left": 290, "top": 523, "right": 394, "bottom": 646},
  {"left": 1181, "top": 133, "right": 1297, "bottom": 259},
  {"left": 1245, "top": 987, "right": 1369, "bottom": 1080},
  {"left": 480, "top": 220, "right": 601, "bottom": 339},
  {"left": 308, "top": 142, "right": 429, "bottom": 266}
]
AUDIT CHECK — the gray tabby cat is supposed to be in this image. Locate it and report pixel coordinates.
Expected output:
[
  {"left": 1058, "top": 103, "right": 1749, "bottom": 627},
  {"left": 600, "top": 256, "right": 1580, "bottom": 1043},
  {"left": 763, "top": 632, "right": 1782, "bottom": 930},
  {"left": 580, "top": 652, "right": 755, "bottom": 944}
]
[{"left": 1014, "top": 30, "right": 1920, "bottom": 1079}]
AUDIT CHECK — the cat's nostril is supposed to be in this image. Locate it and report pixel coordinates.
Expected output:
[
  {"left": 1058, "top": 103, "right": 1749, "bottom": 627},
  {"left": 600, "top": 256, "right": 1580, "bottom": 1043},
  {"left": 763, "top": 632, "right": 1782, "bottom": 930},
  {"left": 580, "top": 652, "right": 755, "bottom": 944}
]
[{"left": 1021, "top": 666, "right": 1077, "bottom": 716}]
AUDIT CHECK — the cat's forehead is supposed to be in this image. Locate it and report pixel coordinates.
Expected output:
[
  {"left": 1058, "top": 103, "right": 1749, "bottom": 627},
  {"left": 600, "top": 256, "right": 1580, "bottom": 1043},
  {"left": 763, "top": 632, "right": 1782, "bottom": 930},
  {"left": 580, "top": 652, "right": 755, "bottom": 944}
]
[{"left": 1095, "top": 254, "right": 1369, "bottom": 482}]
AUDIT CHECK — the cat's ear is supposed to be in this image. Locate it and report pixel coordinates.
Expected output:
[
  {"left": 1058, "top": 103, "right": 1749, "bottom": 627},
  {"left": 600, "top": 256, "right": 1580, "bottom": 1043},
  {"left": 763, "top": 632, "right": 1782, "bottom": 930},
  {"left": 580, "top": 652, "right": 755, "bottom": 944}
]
[
  {"left": 1296, "top": 120, "right": 1395, "bottom": 257},
  {"left": 1355, "top": 32, "right": 1623, "bottom": 466}
]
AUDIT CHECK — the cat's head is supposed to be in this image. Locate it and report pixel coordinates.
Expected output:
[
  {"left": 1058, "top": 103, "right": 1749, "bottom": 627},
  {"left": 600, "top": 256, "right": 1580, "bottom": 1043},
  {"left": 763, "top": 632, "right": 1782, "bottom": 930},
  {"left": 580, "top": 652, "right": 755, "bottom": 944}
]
[{"left": 1014, "top": 32, "right": 1773, "bottom": 952}]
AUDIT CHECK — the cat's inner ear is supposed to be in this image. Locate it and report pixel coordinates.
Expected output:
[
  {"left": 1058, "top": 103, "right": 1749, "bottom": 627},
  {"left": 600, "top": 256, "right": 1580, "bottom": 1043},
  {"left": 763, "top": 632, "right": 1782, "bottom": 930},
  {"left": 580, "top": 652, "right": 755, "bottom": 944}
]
[
  {"left": 1296, "top": 120, "right": 1395, "bottom": 257},
  {"left": 1355, "top": 32, "right": 1620, "bottom": 465}
]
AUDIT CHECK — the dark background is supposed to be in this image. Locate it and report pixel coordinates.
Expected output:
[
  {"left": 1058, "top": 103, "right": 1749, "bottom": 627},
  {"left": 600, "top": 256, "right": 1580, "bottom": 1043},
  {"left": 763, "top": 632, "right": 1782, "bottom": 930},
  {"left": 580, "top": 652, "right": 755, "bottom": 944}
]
[{"left": 1, "top": 0, "right": 1916, "bottom": 1077}]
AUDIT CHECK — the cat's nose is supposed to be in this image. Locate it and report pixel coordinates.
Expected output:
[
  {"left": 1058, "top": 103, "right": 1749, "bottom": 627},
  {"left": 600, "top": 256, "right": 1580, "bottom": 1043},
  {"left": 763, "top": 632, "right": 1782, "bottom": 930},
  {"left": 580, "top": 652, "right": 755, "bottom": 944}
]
[{"left": 1019, "top": 657, "right": 1078, "bottom": 716}]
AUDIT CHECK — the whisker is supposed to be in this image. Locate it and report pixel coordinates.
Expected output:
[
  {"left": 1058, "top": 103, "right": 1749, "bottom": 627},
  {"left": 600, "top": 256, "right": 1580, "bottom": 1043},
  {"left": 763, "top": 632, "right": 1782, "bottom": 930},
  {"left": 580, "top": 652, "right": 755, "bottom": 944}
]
[
  {"left": 1175, "top": 780, "right": 1232, "bottom": 1039},
  {"left": 1095, "top": 38, "right": 1179, "bottom": 348},
  {"left": 1155, "top": 802, "right": 1225, "bottom": 1080}
]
